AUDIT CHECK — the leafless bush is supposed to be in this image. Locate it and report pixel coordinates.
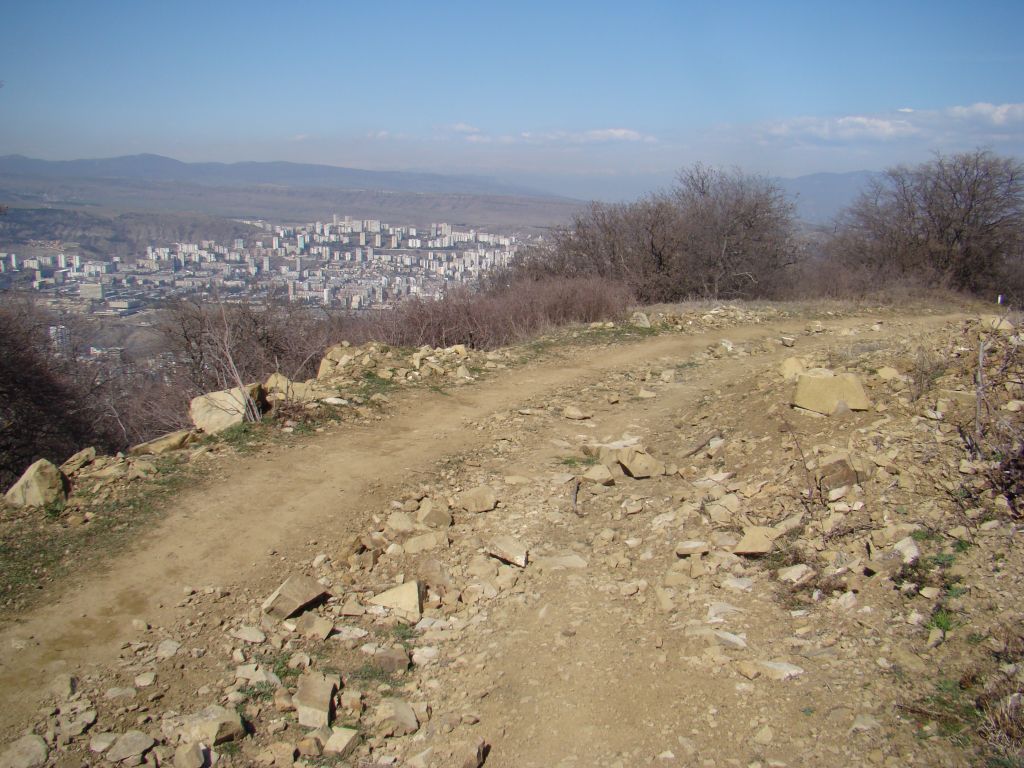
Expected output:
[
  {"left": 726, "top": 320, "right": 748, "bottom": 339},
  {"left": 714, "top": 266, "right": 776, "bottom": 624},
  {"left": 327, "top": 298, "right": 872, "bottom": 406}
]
[
  {"left": 370, "top": 276, "right": 631, "bottom": 349},
  {"left": 159, "top": 299, "right": 346, "bottom": 397},
  {"left": 0, "top": 296, "right": 125, "bottom": 488},
  {"left": 516, "top": 165, "right": 798, "bottom": 302},
  {"left": 908, "top": 346, "right": 948, "bottom": 401},
  {"left": 829, "top": 150, "right": 1024, "bottom": 296}
]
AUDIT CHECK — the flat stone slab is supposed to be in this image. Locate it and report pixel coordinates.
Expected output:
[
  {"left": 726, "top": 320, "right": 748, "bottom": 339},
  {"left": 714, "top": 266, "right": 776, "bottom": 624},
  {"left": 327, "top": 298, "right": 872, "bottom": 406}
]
[{"left": 262, "top": 574, "right": 329, "bottom": 620}]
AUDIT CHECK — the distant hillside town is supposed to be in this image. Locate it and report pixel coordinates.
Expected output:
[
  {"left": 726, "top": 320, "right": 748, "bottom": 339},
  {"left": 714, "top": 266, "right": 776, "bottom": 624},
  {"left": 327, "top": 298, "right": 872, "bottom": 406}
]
[{"left": 0, "top": 214, "right": 532, "bottom": 316}]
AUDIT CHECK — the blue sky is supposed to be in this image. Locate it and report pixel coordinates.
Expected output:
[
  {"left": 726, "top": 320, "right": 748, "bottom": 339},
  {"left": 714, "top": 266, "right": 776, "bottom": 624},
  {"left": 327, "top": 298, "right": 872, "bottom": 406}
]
[{"left": 1, "top": 0, "right": 1023, "bottom": 198}]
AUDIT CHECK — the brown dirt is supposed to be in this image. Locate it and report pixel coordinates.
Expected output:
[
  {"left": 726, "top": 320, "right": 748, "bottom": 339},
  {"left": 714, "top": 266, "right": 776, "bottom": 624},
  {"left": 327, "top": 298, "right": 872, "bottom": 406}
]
[{"left": 4, "top": 308, "right": 1012, "bottom": 768}]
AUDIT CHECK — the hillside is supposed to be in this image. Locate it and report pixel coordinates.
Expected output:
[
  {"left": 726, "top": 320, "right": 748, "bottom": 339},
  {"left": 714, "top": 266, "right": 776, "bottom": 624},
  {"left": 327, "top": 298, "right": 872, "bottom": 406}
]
[
  {"left": 1, "top": 303, "right": 1022, "bottom": 767},
  {"left": 0, "top": 155, "right": 583, "bottom": 231}
]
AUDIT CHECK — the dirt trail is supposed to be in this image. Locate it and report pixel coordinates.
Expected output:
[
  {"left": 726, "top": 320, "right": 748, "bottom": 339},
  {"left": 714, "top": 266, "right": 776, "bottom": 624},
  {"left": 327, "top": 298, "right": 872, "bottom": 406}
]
[{"left": 0, "top": 311, "right": 968, "bottom": 753}]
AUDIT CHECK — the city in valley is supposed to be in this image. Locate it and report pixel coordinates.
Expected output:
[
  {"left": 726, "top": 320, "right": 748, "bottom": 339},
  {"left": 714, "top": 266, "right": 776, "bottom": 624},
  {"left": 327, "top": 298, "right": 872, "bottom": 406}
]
[{"left": 0, "top": 214, "right": 528, "bottom": 317}]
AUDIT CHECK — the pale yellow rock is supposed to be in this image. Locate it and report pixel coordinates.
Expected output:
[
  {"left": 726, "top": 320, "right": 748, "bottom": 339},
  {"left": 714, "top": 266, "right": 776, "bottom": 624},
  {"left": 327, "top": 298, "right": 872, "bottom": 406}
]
[
  {"left": 793, "top": 372, "right": 871, "bottom": 415},
  {"left": 617, "top": 447, "right": 666, "bottom": 478},
  {"left": 733, "top": 526, "right": 776, "bottom": 555},
  {"left": 189, "top": 384, "right": 262, "bottom": 434},
  {"left": 457, "top": 485, "right": 497, "bottom": 513},
  {"left": 779, "top": 357, "right": 805, "bottom": 380},
  {"left": 369, "top": 581, "right": 422, "bottom": 622},
  {"left": 129, "top": 428, "right": 196, "bottom": 456},
  {"left": 4, "top": 459, "right": 67, "bottom": 508}
]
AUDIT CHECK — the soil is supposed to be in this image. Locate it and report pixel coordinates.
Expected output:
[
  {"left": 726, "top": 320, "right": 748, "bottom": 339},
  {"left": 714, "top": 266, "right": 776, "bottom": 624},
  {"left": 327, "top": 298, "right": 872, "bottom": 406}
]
[{"left": 2, "top": 306, "right": 1020, "bottom": 768}]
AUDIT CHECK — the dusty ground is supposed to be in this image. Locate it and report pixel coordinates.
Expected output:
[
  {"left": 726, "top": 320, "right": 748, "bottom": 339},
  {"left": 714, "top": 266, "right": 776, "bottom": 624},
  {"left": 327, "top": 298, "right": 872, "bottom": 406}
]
[{"left": 2, "top": 305, "right": 1022, "bottom": 768}]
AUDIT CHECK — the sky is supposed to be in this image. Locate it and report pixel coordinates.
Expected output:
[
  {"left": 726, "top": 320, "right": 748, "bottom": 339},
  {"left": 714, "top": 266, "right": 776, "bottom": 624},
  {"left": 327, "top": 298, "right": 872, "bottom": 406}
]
[{"left": 1, "top": 0, "right": 1023, "bottom": 199}]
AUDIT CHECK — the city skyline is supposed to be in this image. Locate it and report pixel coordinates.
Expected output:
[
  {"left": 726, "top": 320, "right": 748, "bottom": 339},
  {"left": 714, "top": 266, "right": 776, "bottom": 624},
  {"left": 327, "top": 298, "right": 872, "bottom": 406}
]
[{"left": 2, "top": 1, "right": 1023, "bottom": 200}]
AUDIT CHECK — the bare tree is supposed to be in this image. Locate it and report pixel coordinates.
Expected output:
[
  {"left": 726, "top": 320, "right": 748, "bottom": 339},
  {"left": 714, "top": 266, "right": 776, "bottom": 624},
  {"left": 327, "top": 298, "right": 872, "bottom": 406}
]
[
  {"left": 523, "top": 164, "right": 797, "bottom": 301},
  {"left": 832, "top": 150, "right": 1024, "bottom": 295}
]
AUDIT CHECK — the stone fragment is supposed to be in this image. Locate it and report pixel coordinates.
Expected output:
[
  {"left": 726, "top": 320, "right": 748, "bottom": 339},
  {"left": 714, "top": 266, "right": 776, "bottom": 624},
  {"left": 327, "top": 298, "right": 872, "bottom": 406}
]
[
  {"left": 156, "top": 639, "right": 181, "bottom": 659},
  {"left": 488, "top": 535, "right": 528, "bottom": 567},
  {"left": 733, "top": 527, "right": 776, "bottom": 555},
  {"left": 779, "top": 357, "right": 805, "bottom": 380},
  {"left": 60, "top": 446, "right": 97, "bottom": 475},
  {"left": 375, "top": 647, "right": 411, "bottom": 675},
  {"left": 262, "top": 575, "right": 329, "bottom": 620},
  {"left": 459, "top": 738, "right": 489, "bottom": 768},
  {"left": 369, "top": 581, "right": 422, "bottom": 622},
  {"left": 892, "top": 537, "right": 921, "bottom": 565},
  {"left": 850, "top": 714, "right": 881, "bottom": 733},
  {"left": 90, "top": 733, "right": 118, "bottom": 754},
  {"left": 631, "top": 311, "right": 652, "bottom": 328},
  {"left": 713, "top": 630, "right": 748, "bottom": 650},
  {"left": 295, "top": 612, "right": 334, "bottom": 641},
  {"left": 563, "top": 406, "right": 592, "bottom": 420},
  {"left": 816, "top": 451, "right": 872, "bottom": 491},
  {"left": 777, "top": 564, "right": 816, "bottom": 585},
  {"left": 323, "top": 727, "right": 359, "bottom": 758},
  {"left": 457, "top": 485, "right": 498, "bottom": 513},
  {"left": 4, "top": 459, "right": 67, "bottom": 509},
  {"left": 404, "top": 531, "right": 449, "bottom": 555},
  {"left": 675, "top": 540, "right": 710, "bottom": 557},
  {"left": 581, "top": 464, "right": 615, "bottom": 485},
  {"left": 0, "top": 735, "right": 48, "bottom": 768},
  {"left": 386, "top": 510, "right": 416, "bottom": 534},
  {"left": 759, "top": 661, "right": 805, "bottom": 680},
  {"left": 178, "top": 705, "right": 245, "bottom": 745},
  {"left": 173, "top": 742, "right": 207, "bottom": 768},
  {"left": 617, "top": 447, "right": 666, "bottom": 479},
  {"left": 374, "top": 698, "right": 419, "bottom": 737},
  {"left": 189, "top": 384, "right": 264, "bottom": 435},
  {"left": 792, "top": 372, "right": 871, "bottom": 415},
  {"left": 128, "top": 429, "right": 196, "bottom": 456},
  {"left": 533, "top": 554, "right": 588, "bottom": 571},
  {"left": 105, "top": 731, "right": 155, "bottom": 764},
  {"left": 294, "top": 672, "right": 339, "bottom": 728},
  {"left": 50, "top": 673, "right": 78, "bottom": 699},
  {"left": 231, "top": 625, "right": 266, "bottom": 644},
  {"left": 416, "top": 500, "right": 453, "bottom": 528}
]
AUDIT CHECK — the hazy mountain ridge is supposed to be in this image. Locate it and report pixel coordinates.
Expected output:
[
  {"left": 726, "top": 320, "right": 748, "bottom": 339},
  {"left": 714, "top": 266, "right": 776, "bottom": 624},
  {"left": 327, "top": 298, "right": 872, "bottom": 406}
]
[{"left": 0, "top": 154, "right": 559, "bottom": 199}]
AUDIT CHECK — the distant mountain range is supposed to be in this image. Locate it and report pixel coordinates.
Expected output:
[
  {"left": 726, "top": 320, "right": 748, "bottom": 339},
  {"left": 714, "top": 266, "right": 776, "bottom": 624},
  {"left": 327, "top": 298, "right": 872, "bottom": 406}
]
[
  {"left": 775, "top": 171, "right": 876, "bottom": 226},
  {"left": 0, "top": 153, "right": 877, "bottom": 226},
  {"left": 0, "top": 153, "right": 555, "bottom": 199}
]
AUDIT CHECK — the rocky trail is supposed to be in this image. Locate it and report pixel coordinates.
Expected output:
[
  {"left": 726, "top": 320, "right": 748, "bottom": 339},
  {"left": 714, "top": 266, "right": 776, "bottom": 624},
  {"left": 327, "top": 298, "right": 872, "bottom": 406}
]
[{"left": 3, "top": 306, "right": 1024, "bottom": 768}]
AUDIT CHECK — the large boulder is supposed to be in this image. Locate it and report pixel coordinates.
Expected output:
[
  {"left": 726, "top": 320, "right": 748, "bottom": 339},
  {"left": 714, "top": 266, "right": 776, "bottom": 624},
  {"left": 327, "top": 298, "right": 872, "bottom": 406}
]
[
  {"left": 189, "top": 384, "right": 264, "bottom": 435},
  {"left": 792, "top": 371, "right": 871, "bottom": 415},
  {"left": 4, "top": 459, "right": 67, "bottom": 508}
]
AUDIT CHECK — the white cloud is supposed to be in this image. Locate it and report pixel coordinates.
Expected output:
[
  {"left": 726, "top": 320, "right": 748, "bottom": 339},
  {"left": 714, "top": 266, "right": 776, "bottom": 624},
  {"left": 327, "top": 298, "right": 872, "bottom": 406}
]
[
  {"left": 763, "top": 114, "right": 919, "bottom": 141},
  {"left": 946, "top": 102, "right": 1024, "bottom": 126},
  {"left": 755, "top": 102, "right": 1024, "bottom": 148},
  {"left": 462, "top": 127, "right": 656, "bottom": 146},
  {"left": 450, "top": 122, "right": 480, "bottom": 134}
]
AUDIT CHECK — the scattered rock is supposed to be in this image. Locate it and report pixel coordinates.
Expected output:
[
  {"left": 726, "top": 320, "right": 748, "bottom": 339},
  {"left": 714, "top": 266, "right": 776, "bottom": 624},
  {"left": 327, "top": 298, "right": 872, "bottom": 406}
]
[
  {"left": 458, "top": 485, "right": 498, "bottom": 513},
  {"left": 4, "top": 459, "right": 67, "bottom": 509},
  {"left": 374, "top": 698, "right": 419, "bottom": 737},
  {"left": 262, "top": 574, "right": 329, "bottom": 620},
  {"left": 178, "top": 705, "right": 246, "bottom": 745},
  {"left": 323, "top": 727, "right": 360, "bottom": 758},
  {"left": 488, "top": 535, "right": 528, "bottom": 567},
  {"left": 189, "top": 384, "right": 264, "bottom": 435},
  {"left": 0, "top": 735, "right": 48, "bottom": 768},
  {"left": 294, "top": 672, "right": 339, "bottom": 728},
  {"left": 792, "top": 371, "right": 871, "bottom": 415},
  {"left": 105, "top": 730, "right": 154, "bottom": 764},
  {"left": 369, "top": 581, "right": 422, "bottom": 622}
]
